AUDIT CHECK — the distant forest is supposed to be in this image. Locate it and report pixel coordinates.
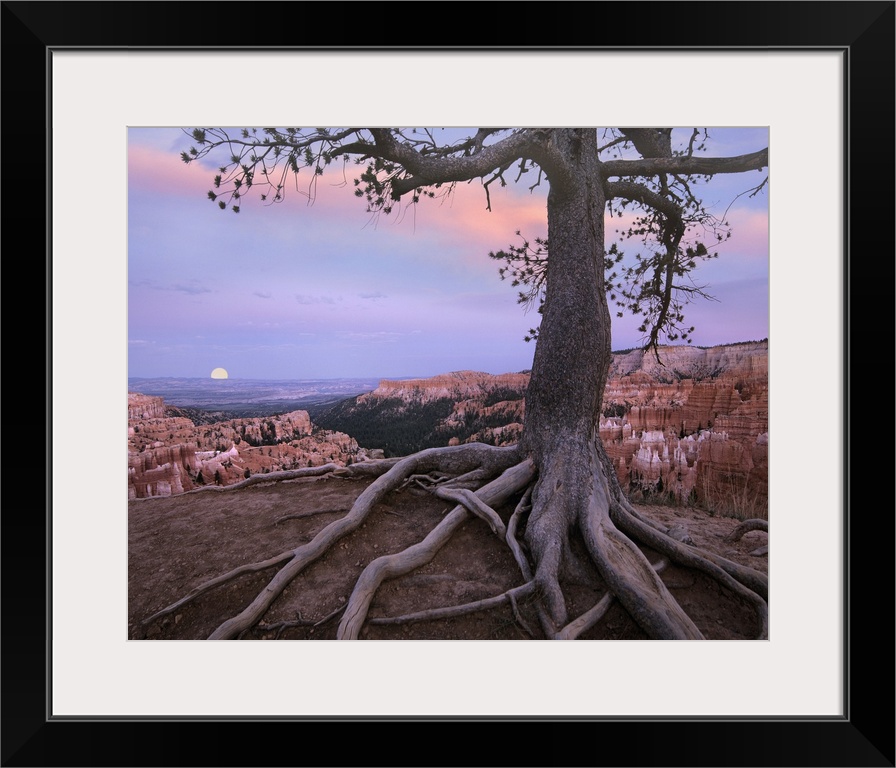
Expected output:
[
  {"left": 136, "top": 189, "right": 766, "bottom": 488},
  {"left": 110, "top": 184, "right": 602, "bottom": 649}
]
[{"left": 315, "top": 392, "right": 525, "bottom": 458}]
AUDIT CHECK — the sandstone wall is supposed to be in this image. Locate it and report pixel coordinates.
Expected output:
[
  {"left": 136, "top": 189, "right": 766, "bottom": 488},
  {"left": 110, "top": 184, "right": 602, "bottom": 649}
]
[
  {"left": 128, "top": 405, "right": 367, "bottom": 499},
  {"left": 364, "top": 342, "right": 768, "bottom": 511}
]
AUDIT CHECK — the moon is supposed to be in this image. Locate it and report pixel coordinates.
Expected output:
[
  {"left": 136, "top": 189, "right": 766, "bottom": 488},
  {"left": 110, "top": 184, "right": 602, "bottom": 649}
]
[{"left": 210, "top": 367, "right": 229, "bottom": 379}]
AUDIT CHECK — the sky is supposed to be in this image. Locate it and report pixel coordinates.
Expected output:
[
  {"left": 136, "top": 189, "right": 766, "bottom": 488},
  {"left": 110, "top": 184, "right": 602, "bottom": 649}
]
[{"left": 128, "top": 127, "right": 769, "bottom": 381}]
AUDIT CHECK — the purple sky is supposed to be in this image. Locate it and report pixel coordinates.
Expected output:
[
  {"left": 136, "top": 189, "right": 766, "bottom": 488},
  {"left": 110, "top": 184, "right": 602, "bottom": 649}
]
[{"left": 128, "top": 128, "right": 768, "bottom": 380}]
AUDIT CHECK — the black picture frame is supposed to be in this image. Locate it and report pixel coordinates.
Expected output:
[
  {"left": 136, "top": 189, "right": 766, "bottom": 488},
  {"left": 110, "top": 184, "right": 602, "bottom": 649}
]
[{"left": 6, "top": 2, "right": 893, "bottom": 766}]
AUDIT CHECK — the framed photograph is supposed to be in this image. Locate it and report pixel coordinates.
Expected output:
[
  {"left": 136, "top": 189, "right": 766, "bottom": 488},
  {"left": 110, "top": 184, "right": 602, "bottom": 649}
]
[{"left": 9, "top": 1, "right": 892, "bottom": 765}]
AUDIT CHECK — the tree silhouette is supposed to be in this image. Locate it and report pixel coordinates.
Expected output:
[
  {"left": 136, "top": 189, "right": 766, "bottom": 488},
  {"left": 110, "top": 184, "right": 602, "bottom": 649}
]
[{"left": 148, "top": 127, "right": 769, "bottom": 640}]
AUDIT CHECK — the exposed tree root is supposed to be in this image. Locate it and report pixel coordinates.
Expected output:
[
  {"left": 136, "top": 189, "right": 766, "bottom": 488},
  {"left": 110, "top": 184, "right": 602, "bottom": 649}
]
[
  {"left": 725, "top": 519, "right": 769, "bottom": 557},
  {"left": 142, "top": 435, "right": 769, "bottom": 641},
  {"left": 141, "top": 550, "right": 295, "bottom": 626},
  {"left": 555, "top": 592, "right": 614, "bottom": 640},
  {"left": 402, "top": 472, "right": 451, "bottom": 490},
  {"left": 590, "top": 444, "right": 769, "bottom": 637},
  {"left": 368, "top": 582, "right": 536, "bottom": 627},
  {"left": 505, "top": 487, "right": 534, "bottom": 581},
  {"left": 521, "top": 439, "right": 702, "bottom": 640},
  {"left": 727, "top": 518, "right": 769, "bottom": 541},
  {"left": 431, "top": 486, "right": 507, "bottom": 536},
  {"left": 143, "top": 443, "right": 523, "bottom": 639},
  {"left": 517, "top": 436, "right": 770, "bottom": 640},
  {"left": 332, "top": 458, "right": 404, "bottom": 477},
  {"left": 336, "top": 458, "right": 537, "bottom": 639},
  {"left": 618, "top": 499, "right": 769, "bottom": 601},
  {"left": 508, "top": 589, "right": 538, "bottom": 637},
  {"left": 131, "top": 460, "right": 400, "bottom": 502},
  {"left": 579, "top": 486, "right": 705, "bottom": 639},
  {"left": 274, "top": 508, "right": 346, "bottom": 525},
  {"left": 181, "top": 464, "right": 341, "bottom": 495},
  {"left": 612, "top": 502, "right": 769, "bottom": 639},
  {"left": 523, "top": 455, "right": 580, "bottom": 635},
  {"left": 440, "top": 467, "right": 504, "bottom": 490},
  {"left": 245, "top": 605, "right": 346, "bottom": 639},
  {"left": 555, "top": 559, "right": 668, "bottom": 640}
]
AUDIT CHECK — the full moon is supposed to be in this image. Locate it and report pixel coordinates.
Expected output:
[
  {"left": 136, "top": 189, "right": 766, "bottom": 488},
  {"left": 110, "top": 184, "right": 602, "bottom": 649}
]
[{"left": 210, "top": 367, "right": 229, "bottom": 379}]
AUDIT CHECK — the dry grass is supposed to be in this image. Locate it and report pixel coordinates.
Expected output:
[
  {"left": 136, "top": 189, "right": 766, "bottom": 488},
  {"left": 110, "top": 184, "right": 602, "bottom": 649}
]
[
  {"left": 698, "top": 474, "right": 767, "bottom": 521},
  {"left": 626, "top": 475, "right": 767, "bottom": 522}
]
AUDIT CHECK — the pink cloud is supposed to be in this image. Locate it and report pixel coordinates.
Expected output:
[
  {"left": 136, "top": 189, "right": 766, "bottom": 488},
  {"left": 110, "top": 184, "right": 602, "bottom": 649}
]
[
  {"left": 722, "top": 208, "right": 769, "bottom": 261},
  {"left": 128, "top": 143, "right": 211, "bottom": 198},
  {"left": 131, "top": 131, "right": 766, "bottom": 277}
]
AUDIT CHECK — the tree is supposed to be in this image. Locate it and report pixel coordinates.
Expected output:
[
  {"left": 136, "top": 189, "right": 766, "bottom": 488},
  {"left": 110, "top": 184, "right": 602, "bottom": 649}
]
[{"left": 147, "top": 127, "right": 769, "bottom": 640}]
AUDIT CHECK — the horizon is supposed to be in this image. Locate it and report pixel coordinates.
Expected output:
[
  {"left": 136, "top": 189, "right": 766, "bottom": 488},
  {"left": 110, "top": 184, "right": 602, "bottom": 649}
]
[
  {"left": 128, "top": 336, "right": 769, "bottom": 385},
  {"left": 129, "top": 128, "right": 769, "bottom": 380}
]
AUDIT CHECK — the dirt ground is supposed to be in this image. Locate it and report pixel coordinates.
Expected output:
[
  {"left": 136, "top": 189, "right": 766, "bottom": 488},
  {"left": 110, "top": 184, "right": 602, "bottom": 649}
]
[{"left": 129, "top": 474, "right": 769, "bottom": 641}]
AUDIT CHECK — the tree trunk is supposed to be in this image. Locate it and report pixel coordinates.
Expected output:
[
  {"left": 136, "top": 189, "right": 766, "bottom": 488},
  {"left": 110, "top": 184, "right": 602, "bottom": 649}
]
[
  {"left": 524, "top": 130, "right": 610, "bottom": 456},
  {"left": 521, "top": 129, "right": 704, "bottom": 639}
]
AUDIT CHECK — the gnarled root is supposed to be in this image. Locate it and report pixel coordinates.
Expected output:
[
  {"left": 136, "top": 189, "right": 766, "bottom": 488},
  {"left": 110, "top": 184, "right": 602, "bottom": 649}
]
[
  {"left": 577, "top": 446, "right": 704, "bottom": 640},
  {"left": 142, "top": 443, "right": 523, "bottom": 639},
  {"left": 141, "top": 549, "right": 296, "bottom": 626},
  {"left": 519, "top": 435, "right": 769, "bottom": 640},
  {"left": 555, "top": 558, "right": 669, "bottom": 640},
  {"left": 132, "top": 459, "right": 400, "bottom": 502},
  {"left": 246, "top": 605, "right": 346, "bottom": 639},
  {"left": 368, "top": 582, "right": 536, "bottom": 627},
  {"left": 521, "top": 439, "right": 702, "bottom": 640},
  {"left": 727, "top": 518, "right": 769, "bottom": 541},
  {"left": 610, "top": 501, "right": 768, "bottom": 638},
  {"left": 274, "top": 508, "right": 346, "bottom": 524},
  {"left": 336, "top": 458, "right": 536, "bottom": 639},
  {"left": 615, "top": 498, "right": 768, "bottom": 599},
  {"left": 140, "top": 435, "right": 769, "bottom": 641}
]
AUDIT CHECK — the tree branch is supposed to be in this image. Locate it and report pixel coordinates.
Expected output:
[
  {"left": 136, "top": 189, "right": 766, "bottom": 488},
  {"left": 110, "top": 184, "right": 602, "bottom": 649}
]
[
  {"left": 602, "top": 148, "right": 768, "bottom": 179},
  {"left": 372, "top": 129, "right": 554, "bottom": 200},
  {"left": 604, "top": 180, "right": 684, "bottom": 227}
]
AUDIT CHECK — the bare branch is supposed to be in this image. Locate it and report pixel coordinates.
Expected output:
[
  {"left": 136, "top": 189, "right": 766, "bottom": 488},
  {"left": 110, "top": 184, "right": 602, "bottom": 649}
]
[
  {"left": 602, "top": 148, "right": 768, "bottom": 179},
  {"left": 605, "top": 180, "right": 685, "bottom": 230}
]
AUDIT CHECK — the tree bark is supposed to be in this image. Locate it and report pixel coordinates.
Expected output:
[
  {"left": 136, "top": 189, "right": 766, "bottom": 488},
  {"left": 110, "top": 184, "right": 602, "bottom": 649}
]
[
  {"left": 520, "top": 128, "right": 604, "bottom": 631},
  {"left": 524, "top": 129, "right": 610, "bottom": 455},
  {"left": 521, "top": 129, "right": 704, "bottom": 639}
]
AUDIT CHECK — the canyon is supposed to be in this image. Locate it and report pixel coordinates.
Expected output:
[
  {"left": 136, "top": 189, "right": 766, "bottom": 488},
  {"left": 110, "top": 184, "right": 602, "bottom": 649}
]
[
  {"left": 128, "top": 340, "right": 767, "bottom": 516},
  {"left": 127, "top": 399, "right": 378, "bottom": 499}
]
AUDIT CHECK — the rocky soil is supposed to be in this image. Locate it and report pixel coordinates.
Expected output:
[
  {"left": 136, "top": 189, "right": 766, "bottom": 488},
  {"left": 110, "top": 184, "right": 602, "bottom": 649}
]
[{"left": 130, "top": 472, "right": 768, "bottom": 642}]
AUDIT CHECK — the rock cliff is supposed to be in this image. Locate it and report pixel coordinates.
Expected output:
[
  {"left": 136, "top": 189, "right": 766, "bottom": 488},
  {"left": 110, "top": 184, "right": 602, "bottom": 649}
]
[
  {"left": 599, "top": 341, "right": 767, "bottom": 515},
  {"left": 130, "top": 340, "right": 767, "bottom": 515},
  {"left": 359, "top": 370, "right": 531, "bottom": 406},
  {"left": 324, "top": 341, "right": 768, "bottom": 516},
  {"left": 127, "top": 393, "right": 373, "bottom": 499}
]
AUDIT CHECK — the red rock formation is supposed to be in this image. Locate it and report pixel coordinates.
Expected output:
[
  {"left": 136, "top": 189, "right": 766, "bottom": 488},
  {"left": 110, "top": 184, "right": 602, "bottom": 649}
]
[
  {"left": 128, "top": 443, "right": 198, "bottom": 499},
  {"left": 360, "top": 370, "right": 531, "bottom": 405},
  {"left": 128, "top": 401, "right": 368, "bottom": 499},
  {"left": 128, "top": 393, "right": 168, "bottom": 421},
  {"left": 598, "top": 342, "right": 768, "bottom": 513},
  {"left": 392, "top": 342, "right": 769, "bottom": 513},
  {"left": 129, "top": 341, "right": 768, "bottom": 515}
]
